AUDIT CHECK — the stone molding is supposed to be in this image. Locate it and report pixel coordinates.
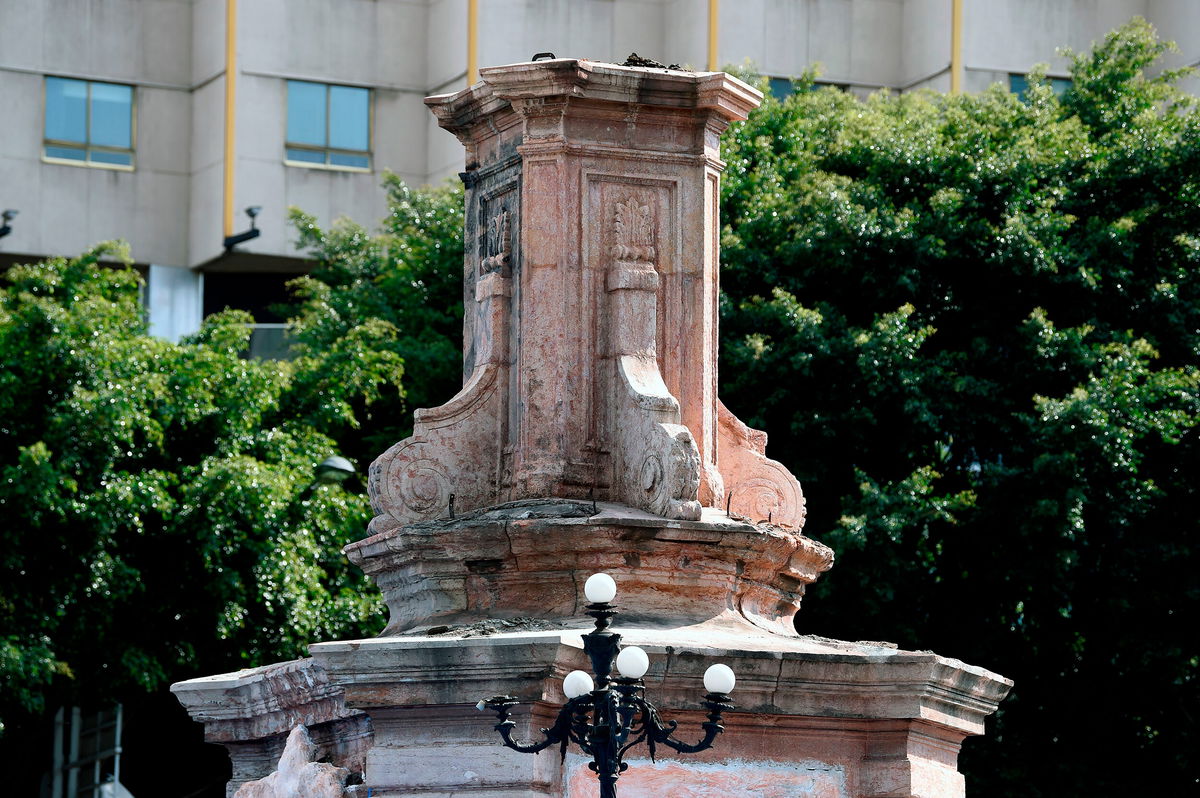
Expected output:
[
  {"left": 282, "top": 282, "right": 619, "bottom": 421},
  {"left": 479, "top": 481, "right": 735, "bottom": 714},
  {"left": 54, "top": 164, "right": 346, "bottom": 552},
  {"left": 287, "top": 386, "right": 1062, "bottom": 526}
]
[
  {"left": 170, "top": 658, "right": 361, "bottom": 742},
  {"left": 343, "top": 500, "right": 833, "bottom": 636},
  {"left": 308, "top": 630, "right": 1011, "bottom": 797},
  {"left": 310, "top": 631, "right": 1011, "bottom": 739},
  {"left": 171, "top": 658, "right": 372, "bottom": 795}
]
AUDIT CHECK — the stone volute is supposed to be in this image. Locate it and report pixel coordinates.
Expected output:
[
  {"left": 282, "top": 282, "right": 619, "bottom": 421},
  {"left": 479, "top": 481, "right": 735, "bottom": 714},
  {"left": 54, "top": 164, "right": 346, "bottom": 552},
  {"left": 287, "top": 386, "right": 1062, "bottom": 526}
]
[{"left": 360, "top": 58, "right": 825, "bottom": 636}]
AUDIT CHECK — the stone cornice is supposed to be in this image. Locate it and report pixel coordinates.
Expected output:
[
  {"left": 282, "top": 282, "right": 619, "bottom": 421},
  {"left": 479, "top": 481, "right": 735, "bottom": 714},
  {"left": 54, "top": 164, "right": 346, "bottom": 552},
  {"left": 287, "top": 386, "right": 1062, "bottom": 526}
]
[
  {"left": 310, "top": 629, "right": 1011, "bottom": 739},
  {"left": 170, "top": 657, "right": 364, "bottom": 743},
  {"left": 344, "top": 501, "right": 833, "bottom": 636},
  {"left": 425, "top": 58, "right": 761, "bottom": 141}
]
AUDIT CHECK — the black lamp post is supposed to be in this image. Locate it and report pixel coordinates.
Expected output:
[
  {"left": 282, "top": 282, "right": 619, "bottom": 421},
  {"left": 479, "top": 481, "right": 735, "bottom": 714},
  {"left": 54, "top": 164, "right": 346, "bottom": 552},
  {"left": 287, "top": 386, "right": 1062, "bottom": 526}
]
[{"left": 478, "top": 574, "right": 736, "bottom": 798}]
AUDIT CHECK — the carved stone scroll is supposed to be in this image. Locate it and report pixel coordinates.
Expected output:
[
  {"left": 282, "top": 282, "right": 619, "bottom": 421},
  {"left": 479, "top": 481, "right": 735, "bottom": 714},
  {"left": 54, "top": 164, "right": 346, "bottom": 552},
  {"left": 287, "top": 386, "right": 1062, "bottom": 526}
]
[
  {"left": 717, "top": 399, "right": 806, "bottom": 528},
  {"left": 368, "top": 271, "right": 511, "bottom": 532},
  {"left": 606, "top": 194, "right": 702, "bottom": 520}
]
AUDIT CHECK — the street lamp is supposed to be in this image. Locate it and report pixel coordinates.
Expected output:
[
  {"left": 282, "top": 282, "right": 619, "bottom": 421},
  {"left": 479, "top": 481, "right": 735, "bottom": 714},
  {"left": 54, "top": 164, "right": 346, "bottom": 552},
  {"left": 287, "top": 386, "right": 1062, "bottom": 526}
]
[
  {"left": 478, "top": 573, "right": 736, "bottom": 798},
  {"left": 294, "top": 455, "right": 356, "bottom": 504},
  {"left": 223, "top": 205, "right": 262, "bottom": 252},
  {"left": 314, "top": 455, "right": 355, "bottom": 485},
  {"left": 0, "top": 209, "right": 17, "bottom": 239}
]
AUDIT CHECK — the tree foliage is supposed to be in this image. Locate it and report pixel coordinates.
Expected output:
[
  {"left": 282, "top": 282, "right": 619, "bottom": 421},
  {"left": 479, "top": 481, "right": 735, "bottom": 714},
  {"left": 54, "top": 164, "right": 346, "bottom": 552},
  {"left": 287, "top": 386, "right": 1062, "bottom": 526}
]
[
  {"left": 719, "top": 19, "right": 1198, "bottom": 794},
  {"left": 286, "top": 174, "right": 465, "bottom": 464},
  {"left": 0, "top": 243, "right": 396, "bottom": 735},
  {"left": 1, "top": 18, "right": 1195, "bottom": 797}
]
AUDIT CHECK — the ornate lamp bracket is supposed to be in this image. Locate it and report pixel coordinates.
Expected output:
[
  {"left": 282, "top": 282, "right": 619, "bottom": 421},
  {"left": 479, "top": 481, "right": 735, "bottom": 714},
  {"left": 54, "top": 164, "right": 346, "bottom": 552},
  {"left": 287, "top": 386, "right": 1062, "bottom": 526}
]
[{"left": 479, "top": 575, "right": 736, "bottom": 798}]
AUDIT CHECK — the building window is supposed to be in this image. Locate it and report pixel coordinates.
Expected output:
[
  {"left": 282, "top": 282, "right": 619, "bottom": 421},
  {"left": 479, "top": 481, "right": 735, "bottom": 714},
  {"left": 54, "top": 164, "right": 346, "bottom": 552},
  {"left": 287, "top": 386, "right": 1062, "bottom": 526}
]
[
  {"left": 51, "top": 705, "right": 126, "bottom": 798},
  {"left": 768, "top": 77, "right": 849, "bottom": 99},
  {"left": 286, "top": 80, "right": 370, "bottom": 170},
  {"left": 246, "top": 323, "right": 294, "bottom": 360},
  {"left": 768, "top": 77, "right": 796, "bottom": 98},
  {"left": 44, "top": 77, "right": 134, "bottom": 168},
  {"left": 1009, "top": 73, "right": 1072, "bottom": 101}
]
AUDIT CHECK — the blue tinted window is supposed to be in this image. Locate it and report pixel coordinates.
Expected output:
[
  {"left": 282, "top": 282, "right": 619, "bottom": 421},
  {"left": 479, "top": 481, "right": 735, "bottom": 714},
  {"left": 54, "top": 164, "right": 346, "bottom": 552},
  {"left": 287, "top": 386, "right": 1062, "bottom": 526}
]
[
  {"left": 768, "top": 76, "right": 848, "bottom": 99},
  {"left": 90, "top": 83, "right": 132, "bottom": 148},
  {"left": 768, "top": 77, "right": 795, "bottom": 99},
  {"left": 286, "top": 147, "right": 325, "bottom": 164},
  {"left": 90, "top": 150, "right": 133, "bottom": 166},
  {"left": 286, "top": 81, "right": 370, "bottom": 169},
  {"left": 329, "top": 152, "right": 369, "bottom": 169},
  {"left": 46, "top": 77, "right": 88, "bottom": 142},
  {"left": 1010, "top": 73, "right": 1071, "bottom": 102},
  {"left": 329, "top": 85, "right": 369, "bottom": 151},
  {"left": 45, "top": 144, "right": 87, "bottom": 161},
  {"left": 45, "top": 78, "right": 133, "bottom": 167},
  {"left": 287, "top": 81, "right": 327, "bottom": 146}
]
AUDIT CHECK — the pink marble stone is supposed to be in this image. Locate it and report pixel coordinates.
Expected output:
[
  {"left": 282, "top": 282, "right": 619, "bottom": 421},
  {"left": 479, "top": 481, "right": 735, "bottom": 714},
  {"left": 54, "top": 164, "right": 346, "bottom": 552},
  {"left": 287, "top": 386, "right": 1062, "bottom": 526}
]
[
  {"left": 368, "top": 59, "right": 805, "bottom": 533},
  {"left": 343, "top": 501, "right": 833, "bottom": 636},
  {"left": 565, "top": 757, "right": 850, "bottom": 798}
]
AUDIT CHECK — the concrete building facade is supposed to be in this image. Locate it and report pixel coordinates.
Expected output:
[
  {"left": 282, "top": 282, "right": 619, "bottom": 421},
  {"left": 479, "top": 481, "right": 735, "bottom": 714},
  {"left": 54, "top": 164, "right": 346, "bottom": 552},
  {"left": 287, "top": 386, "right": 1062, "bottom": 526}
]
[{"left": 1, "top": 0, "right": 1196, "bottom": 343}]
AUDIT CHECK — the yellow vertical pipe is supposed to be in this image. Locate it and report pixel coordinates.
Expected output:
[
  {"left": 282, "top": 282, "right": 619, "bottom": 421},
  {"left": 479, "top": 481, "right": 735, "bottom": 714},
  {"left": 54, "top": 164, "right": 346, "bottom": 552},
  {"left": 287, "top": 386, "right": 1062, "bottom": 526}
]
[
  {"left": 223, "top": 0, "right": 237, "bottom": 239},
  {"left": 950, "top": 0, "right": 963, "bottom": 94},
  {"left": 707, "top": 0, "right": 719, "bottom": 71},
  {"left": 467, "top": 0, "right": 478, "bottom": 84}
]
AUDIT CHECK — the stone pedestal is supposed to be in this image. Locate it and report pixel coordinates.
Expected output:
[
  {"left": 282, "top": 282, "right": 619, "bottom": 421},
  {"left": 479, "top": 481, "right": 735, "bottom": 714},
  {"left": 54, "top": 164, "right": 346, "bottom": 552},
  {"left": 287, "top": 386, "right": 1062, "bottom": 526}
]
[
  {"left": 308, "top": 627, "right": 1008, "bottom": 798},
  {"left": 369, "top": 59, "right": 803, "bottom": 530},
  {"left": 173, "top": 58, "right": 1010, "bottom": 798}
]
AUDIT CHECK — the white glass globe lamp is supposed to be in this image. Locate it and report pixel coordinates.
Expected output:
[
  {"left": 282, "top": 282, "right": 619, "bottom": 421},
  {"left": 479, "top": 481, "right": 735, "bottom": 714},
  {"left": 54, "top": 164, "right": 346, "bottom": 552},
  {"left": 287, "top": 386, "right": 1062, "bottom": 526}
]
[
  {"left": 563, "top": 670, "right": 595, "bottom": 699},
  {"left": 615, "top": 646, "right": 650, "bottom": 679},
  {"left": 703, "top": 663, "right": 736, "bottom": 695},
  {"left": 584, "top": 573, "right": 617, "bottom": 604}
]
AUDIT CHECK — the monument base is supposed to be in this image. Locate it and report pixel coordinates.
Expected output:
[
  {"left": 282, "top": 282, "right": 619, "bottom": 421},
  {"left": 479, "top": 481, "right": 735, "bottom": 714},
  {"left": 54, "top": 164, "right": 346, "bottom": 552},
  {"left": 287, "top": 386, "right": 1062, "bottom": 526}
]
[
  {"left": 345, "top": 499, "right": 833, "bottom": 638},
  {"left": 175, "top": 619, "right": 1010, "bottom": 797}
]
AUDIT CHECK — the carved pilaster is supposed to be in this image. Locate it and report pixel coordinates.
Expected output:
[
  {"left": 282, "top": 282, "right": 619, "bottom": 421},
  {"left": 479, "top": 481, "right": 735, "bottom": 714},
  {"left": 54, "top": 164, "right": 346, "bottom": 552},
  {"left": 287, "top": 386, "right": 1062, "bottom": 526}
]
[
  {"left": 386, "top": 60, "right": 798, "bottom": 527},
  {"left": 605, "top": 193, "right": 701, "bottom": 520}
]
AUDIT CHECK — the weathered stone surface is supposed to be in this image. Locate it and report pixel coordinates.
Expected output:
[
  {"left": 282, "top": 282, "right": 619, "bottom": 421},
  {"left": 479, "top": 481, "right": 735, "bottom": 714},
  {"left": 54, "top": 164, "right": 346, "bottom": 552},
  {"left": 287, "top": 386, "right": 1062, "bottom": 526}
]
[
  {"left": 171, "top": 658, "right": 372, "bottom": 796},
  {"left": 233, "top": 726, "right": 348, "bottom": 798},
  {"left": 368, "top": 59, "right": 802, "bottom": 531},
  {"left": 565, "top": 756, "right": 850, "bottom": 798},
  {"left": 308, "top": 626, "right": 1011, "bottom": 797},
  {"left": 345, "top": 499, "right": 832, "bottom": 636}
]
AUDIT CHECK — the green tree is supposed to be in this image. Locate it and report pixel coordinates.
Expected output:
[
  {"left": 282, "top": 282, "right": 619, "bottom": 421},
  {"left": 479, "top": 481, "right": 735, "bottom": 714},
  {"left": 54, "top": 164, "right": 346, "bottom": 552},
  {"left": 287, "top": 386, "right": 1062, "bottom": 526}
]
[
  {"left": 0, "top": 243, "right": 398, "bottom": 739},
  {"left": 719, "top": 19, "right": 1198, "bottom": 794},
  {"left": 286, "top": 174, "right": 465, "bottom": 463}
]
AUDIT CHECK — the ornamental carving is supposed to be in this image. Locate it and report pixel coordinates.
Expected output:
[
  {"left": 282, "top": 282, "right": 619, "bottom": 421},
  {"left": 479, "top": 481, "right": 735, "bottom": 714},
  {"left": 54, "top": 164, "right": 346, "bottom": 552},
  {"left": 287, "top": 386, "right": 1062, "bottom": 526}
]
[
  {"left": 480, "top": 206, "right": 512, "bottom": 276},
  {"left": 611, "top": 196, "right": 657, "bottom": 263}
]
